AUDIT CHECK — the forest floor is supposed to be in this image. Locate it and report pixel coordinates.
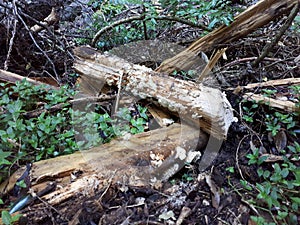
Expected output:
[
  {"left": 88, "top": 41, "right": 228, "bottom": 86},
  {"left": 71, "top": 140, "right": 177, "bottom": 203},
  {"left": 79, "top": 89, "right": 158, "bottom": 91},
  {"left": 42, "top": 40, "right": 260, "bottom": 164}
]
[{"left": 0, "top": 1, "right": 299, "bottom": 225}]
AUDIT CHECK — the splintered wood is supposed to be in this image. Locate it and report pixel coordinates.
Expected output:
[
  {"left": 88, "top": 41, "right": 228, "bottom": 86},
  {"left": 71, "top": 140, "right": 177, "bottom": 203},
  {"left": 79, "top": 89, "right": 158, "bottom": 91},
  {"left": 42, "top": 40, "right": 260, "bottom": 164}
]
[
  {"left": 155, "top": 0, "right": 298, "bottom": 73},
  {"left": 243, "top": 93, "right": 299, "bottom": 113},
  {"left": 74, "top": 46, "right": 235, "bottom": 139},
  {"left": 1, "top": 124, "right": 207, "bottom": 205}
]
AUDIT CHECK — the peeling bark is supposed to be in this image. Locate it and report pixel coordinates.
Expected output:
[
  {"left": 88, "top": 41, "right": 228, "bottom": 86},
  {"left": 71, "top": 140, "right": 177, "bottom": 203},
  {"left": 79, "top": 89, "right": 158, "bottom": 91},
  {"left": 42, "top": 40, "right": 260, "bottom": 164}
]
[
  {"left": 74, "top": 46, "right": 235, "bottom": 139},
  {"left": 1, "top": 124, "right": 208, "bottom": 213}
]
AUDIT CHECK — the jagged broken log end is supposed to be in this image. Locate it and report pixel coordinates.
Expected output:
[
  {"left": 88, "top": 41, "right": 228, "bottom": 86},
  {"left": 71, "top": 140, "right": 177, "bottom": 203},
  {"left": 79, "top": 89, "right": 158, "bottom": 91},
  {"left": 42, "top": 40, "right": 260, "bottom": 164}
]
[{"left": 74, "top": 46, "right": 236, "bottom": 139}]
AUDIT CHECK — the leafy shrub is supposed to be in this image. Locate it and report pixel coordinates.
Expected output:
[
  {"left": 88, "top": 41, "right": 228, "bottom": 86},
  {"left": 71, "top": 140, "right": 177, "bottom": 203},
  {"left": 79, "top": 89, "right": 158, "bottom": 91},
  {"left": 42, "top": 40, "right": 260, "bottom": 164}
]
[
  {"left": 241, "top": 86, "right": 300, "bottom": 224},
  {"left": 159, "top": 0, "right": 236, "bottom": 28},
  {"left": 83, "top": 0, "right": 238, "bottom": 48},
  {"left": 0, "top": 80, "right": 149, "bottom": 183}
]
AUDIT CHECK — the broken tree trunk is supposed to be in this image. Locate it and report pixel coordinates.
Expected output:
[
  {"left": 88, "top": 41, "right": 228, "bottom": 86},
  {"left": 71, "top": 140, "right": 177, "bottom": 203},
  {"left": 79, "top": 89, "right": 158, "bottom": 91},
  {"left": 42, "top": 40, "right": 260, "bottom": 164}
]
[
  {"left": 1, "top": 123, "right": 207, "bottom": 220},
  {"left": 156, "top": 0, "right": 298, "bottom": 74},
  {"left": 73, "top": 46, "right": 235, "bottom": 139}
]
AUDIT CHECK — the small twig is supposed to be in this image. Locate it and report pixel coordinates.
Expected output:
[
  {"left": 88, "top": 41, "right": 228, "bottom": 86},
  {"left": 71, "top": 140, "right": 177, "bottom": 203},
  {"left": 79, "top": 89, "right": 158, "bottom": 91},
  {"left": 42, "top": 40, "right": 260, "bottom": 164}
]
[
  {"left": 34, "top": 192, "right": 69, "bottom": 222},
  {"left": 6, "top": 138, "right": 22, "bottom": 148},
  {"left": 222, "top": 57, "right": 281, "bottom": 68},
  {"left": 23, "top": 95, "right": 115, "bottom": 118},
  {"left": 252, "top": 3, "right": 299, "bottom": 67},
  {"left": 108, "top": 202, "right": 145, "bottom": 210},
  {"left": 92, "top": 15, "right": 143, "bottom": 46},
  {"left": 13, "top": 5, "right": 60, "bottom": 84},
  {"left": 238, "top": 103, "right": 263, "bottom": 147},
  {"left": 156, "top": 15, "right": 211, "bottom": 31},
  {"left": 98, "top": 171, "right": 116, "bottom": 203},
  {"left": 18, "top": 10, "right": 74, "bottom": 60},
  {"left": 4, "top": 0, "right": 18, "bottom": 70},
  {"left": 142, "top": 5, "right": 148, "bottom": 40},
  {"left": 176, "top": 206, "right": 191, "bottom": 225},
  {"left": 235, "top": 135, "right": 248, "bottom": 181},
  {"left": 197, "top": 48, "right": 226, "bottom": 82},
  {"left": 114, "top": 72, "right": 124, "bottom": 113},
  {"left": 91, "top": 15, "right": 211, "bottom": 47},
  {"left": 43, "top": 70, "right": 62, "bottom": 88},
  {"left": 30, "top": 7, "right": 58, "bottom": 33}
]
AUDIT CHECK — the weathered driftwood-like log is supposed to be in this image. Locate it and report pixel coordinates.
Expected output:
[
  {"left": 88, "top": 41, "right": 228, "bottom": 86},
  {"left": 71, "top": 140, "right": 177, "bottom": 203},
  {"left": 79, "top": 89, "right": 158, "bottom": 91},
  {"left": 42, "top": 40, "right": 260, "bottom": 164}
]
[
  {"left": 242, "top": 78, "right": 300, "bottom": 90},
  {"left": 73, "top": 46, "right": 235, "bottom": 139},
  {"left": 0, "top": 69, "right": 44, "bottom": 86},
  {"left": 1, "top": 124, "right": 207, "bottom": 210},
  {"left": 243, "top": 93, "right": 299, "bottom": 113},
  {"left": 156, "top": 0, "right": 298, "bottom": 74},
  {"left": 0, "top": 69, "right": 59, "bottom": 88}
]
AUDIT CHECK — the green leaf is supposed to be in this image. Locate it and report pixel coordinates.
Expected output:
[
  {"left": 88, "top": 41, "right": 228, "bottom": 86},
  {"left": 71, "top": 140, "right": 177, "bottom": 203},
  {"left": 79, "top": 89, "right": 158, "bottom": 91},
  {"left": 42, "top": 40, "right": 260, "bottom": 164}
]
[
  {"left": 208, "top": 18, "right": 218, "bottom": 29},
  {"left": 222, "top": 17, "right": 230, "bottom": 26},
  {"left": 263, "top": 170, "right": 270, "bottom": 178},
  {"left": 290, "top": 197, "right": 300, "bottom": 204},
  {"left": 281, "top": 168, "right": 289, "bottom": 178},
  {"left": 257, "top": 155, "right": 267, "bottom": 165},
  {"left": 226, "top": 166, "right": 234, "bottom": 173},
  {"left": 0, "top": 151, "right": 12, "bottom": 165},
  {"left": 130, "top": 127, "right": 138, "bottom": 134},
  {"left": 16, "top": 180, "right": 27, "bottom": 188},
  {"left": 1, "top": 210, "right": 12, "bottom": 225},
  {"left": 277, "top": 211, "right": 288, "bottom": 220}
]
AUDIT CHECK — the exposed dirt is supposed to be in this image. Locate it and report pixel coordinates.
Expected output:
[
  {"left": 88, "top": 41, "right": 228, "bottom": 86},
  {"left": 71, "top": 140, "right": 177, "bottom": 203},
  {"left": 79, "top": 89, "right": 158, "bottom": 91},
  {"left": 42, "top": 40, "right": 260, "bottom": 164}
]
[{"left": 0, "top": 1, "right": 299, "bottom": 225}]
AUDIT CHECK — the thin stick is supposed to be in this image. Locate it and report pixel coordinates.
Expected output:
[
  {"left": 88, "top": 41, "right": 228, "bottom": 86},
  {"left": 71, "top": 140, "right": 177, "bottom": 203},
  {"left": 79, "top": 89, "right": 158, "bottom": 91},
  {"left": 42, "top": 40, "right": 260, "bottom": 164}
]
[
  {"left": 4, "top": 0, "right": 18, "bottom": 70},
  {"left": 252, "top": 2, "right": 299, "bottom": 67},
  {"left": 197, "top": 48, "right": 227, "bottom": 82},
  {"left": 14, "top": 5, "right": 60, "bottom": 84},
  {"left": 235, "top": 135, "right": 248, "bottom": 181},
  {"left": 91, "top": 15, "right": 210, "bottom": 47},
  {"left": 114, "top": 72, "right": 124, "bottom": 113}
]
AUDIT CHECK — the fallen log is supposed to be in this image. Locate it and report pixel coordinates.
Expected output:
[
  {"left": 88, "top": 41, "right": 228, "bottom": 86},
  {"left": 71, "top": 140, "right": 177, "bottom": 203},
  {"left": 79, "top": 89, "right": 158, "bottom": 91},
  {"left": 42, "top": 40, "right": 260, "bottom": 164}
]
[
  {"left": 73, "top": 46, "right": 235, "bottom": 139},
  {"left": 156, "top": 0, "right": 298, "bottom": 74},
  {"left": 1, "top": 123, "right": 208, "bottom": 220}
]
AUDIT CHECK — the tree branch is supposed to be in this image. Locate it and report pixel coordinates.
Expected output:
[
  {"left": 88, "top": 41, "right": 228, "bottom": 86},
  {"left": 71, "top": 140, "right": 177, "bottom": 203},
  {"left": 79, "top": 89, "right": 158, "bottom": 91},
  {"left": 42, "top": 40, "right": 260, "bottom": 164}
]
[
  {"left": 252, "top": 2, "right": 299, "bottom": 67},
  {"left": 91, "top": 15, "right": 211, "bottom": 47}
]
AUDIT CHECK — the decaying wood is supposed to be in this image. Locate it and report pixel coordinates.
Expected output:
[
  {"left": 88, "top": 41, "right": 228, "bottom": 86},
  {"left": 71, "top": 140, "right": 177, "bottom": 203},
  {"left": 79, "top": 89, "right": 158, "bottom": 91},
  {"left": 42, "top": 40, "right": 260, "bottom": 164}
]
[
  {"left": 0, "top": 69, "right": 45, "bottom": 86},
  {"left": 243, "top": 92, "right": 299, "bottom": 113},
  {"left": 242, "top": 78, "right": 300, "bottom": 90},
  {"left": 147, "top": 104, "right": 175, "bottom": 127},
  {"left": 1, "top": 124, "right": 208, "bottom": 209},
  {"left": 198, "top": 48, "right": 227, "bottom": 82},
  {"left": 30, "top": 7, "right": 59, "bottom": 33},
  {"left": 74, "top": 46, "right": 235, "bottom": 139},
  {"left": 156, "top": 0, "right": 298, "bottom": 74}
]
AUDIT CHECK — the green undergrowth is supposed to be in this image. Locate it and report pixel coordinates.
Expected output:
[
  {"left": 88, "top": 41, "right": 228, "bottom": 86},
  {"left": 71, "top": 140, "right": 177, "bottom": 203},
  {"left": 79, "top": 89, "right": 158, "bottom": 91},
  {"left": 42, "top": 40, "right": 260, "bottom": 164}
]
[
  {"left": 0, "top": 80, "right": 148, "bottom": 184},
  {"left": 78, "top": 0, "right": 239, "bottom": 48},
  {"left": 236, "top": 85, "right": 300, "bottom": 225}
]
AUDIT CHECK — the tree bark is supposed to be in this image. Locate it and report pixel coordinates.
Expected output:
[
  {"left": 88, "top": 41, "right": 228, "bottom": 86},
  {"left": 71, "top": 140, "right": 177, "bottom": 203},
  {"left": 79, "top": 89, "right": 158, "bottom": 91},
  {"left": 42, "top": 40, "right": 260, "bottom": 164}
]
[
  {"left": 1, "top": 123, "right": 207, "bottom": 212},
  {"left": 155, "top": 0, "right": 298, "bottom": 74},
  {"left": 73, "top": 46, "right": 235, "bottom": 139}
]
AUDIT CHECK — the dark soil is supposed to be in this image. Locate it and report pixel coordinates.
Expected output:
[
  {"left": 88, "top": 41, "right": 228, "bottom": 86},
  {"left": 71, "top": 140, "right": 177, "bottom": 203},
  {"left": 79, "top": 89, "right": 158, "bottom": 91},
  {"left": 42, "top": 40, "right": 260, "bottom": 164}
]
[{"left": 0, "top": 1, "right": 299, "bottom": 224}]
